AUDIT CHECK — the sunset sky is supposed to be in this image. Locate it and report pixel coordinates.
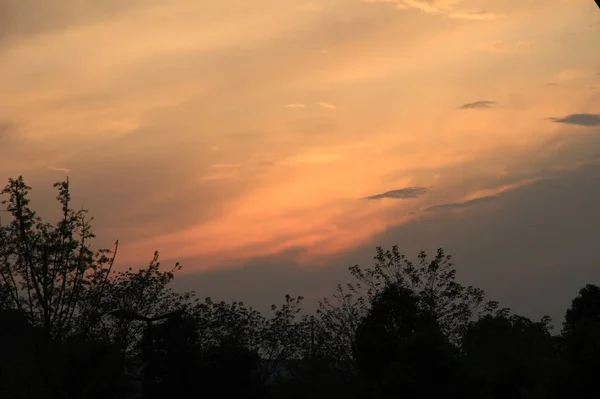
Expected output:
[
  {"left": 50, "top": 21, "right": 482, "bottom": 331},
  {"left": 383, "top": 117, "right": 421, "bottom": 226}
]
[{"left": 1, "top": 0, "right": 600, "bottom": 322}]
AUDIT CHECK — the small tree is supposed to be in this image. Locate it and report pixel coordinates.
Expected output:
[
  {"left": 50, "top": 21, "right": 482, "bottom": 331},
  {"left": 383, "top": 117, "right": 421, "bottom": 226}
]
[
  {"left": 554, "top": 284, "right": 600, "bottom": 398},
  {"left": 563, "top": 284, "right": 600, "bottom": 334},
  {"left": 0, "top": 176, "right": 116, "bottom": 347},
  {"left": 0, "top": 176, "right": 123, "bottom": 398},
  {"left": 353, "top": 284, "right": 459, "bottom": 398},
  {"left": 349, "top": 246, "right": 495, "bottom": 343},
  {"left": 93, "top": 252, "right": 194, "bottom": 353},
  {"left": 462, "top": 310, "right": 554, "bottom": 399},
  {"left": 315, "top": 246, "right": 496, "bottom": 370},
  {"left": 257, "top": 294, "right": 306, "bottom": 384},
  {"left": 317, "top": 284, "right": 367, "bottom": 363}
]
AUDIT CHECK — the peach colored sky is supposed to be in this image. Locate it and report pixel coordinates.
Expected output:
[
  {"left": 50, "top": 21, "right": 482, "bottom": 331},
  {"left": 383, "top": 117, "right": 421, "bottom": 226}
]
[{"left": 1, "top": 0, "right": 599, "bottom": 273}]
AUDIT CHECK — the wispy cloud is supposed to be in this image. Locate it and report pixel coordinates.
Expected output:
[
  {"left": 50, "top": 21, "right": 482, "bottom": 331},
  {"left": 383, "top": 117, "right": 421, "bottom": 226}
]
[
  {"left": 0, "top": 122, "right": 15, "bottom": 142},
  {"left": 450, "top": 10, "right": 502, "bottom": 20},
  {"left": 2, "top": 0, "right": 600, "bottom": 279},
  {"left": 46, "top": 166, "right": 71, "bottom": 173},
  {"left": 282, "top": 152, "right": 342, "bottom": 165},
  {"left": 425, "top": 195, "right": 497, "bottom": 212},
  {"left": 549, "top": 113, "right": 600, "bottom": 127},
  {"left": 364, "top": 187, "right": 429, "bottom": 200},
  {"left": 401, "top": 0, "right": 460, "bottom": 14},
  {"left": 318, "top": 102, "right": 337, "bottom": 109},
  {"left": 458, "top": 100, "right": 496, "bottom": 109},
  {"left": 477, "top": 40, "right": 532, "bottom": 54},
  {"left": 397, "top": 1, "right": 501, "bottom": 20}
]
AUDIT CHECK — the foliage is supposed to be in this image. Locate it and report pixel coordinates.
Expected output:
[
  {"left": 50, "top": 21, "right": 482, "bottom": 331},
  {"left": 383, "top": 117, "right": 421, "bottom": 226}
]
[
  {"left": 314, "top": 245, "right": 497, "bottom": 376},
  {"left": 0, "top": 309, "right": 43, "bottom": 398},
  {"left": 353, "top": 284, "right": 459, "bottom": 398},
  {"left": 316, "top": 284, "right": 367, "bottom": 365},
  {"left": 0, "top": 176, "right": 116, "bottom": 346},
  {"left": 0, "top": 177, "right": 191, "bottom": 398},
  {"left": 553, "top": 284, "right": 600, "bottom": 399},
  {"left": 462, "top": 310, "right": 555, "bottom": 399},
  {"left": 139, "top": 313, "right": 203, "bottom": 399},
  {"left": 350, "top": 246, "right": 495, "bottom": 342},
  {"left": 183, "top": 293, "right": 307, "bottom": 383},
  {"left": 90, "top": 252, "right": 194, "bottom": 353},
  {"left": 563, "top": 284, "right": 600, "bottom": 333}
]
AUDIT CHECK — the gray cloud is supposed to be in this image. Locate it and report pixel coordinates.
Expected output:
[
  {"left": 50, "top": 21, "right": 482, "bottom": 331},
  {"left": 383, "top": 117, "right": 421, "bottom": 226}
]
[
  {"left": 364, "top": 186, "right": 429, "bottom": 200},
  {"left": 0, "top": 0, "right": 162, "bottom": 44},
  {"left": 171, "top": 160, "right": 600, "bottom": 327},
  {"left": 450, "top": 10, "right": 500, "bottom": 20},
  {"left": 0, "top": 121, "right": 15, "bottom": 143},
  {"left": 549, "top": 113, "right": 600, "bottom": 127},
  {"left": 169, "top": 248, "right": 347, "bottom": 314},
  {"left": 384, "top": 122, "right": 600, "bottom": 209},
  {"left": 424, "top": 195, "right": 498, "bottom": 212},
  {"left": 458, "top": 100, "right": 496, "bottom": 109}
]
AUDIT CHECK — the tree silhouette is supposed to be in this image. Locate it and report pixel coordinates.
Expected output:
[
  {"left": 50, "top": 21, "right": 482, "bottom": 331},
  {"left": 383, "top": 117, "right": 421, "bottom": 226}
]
[
  {"left": 0, "top": 309, "right": 43, "bottom": 398},
  {"left": 350, "top": 246, "right": 495, "bottom": 343},
  {"left": 4, "top": 176, "right": 600, "bottom": 399},
  {"left": 354, "top": 283, "right": 459, "bottom": 398},
  {"left": 56, "top": 335, "right": 131, "bottom": 399},
  {"left": 0, "top": 177, "right": 120, "bottom": 397},
  {"left": 553, "top": 284, "right": 600, "bottom": 398},
  {"left": 461, "top": 310, "right": 554, "bottom": 399},
  {"left": 137, "top": 312, "right": 203, "bottom": 399},
  {"left": 0, "top": 176, "right": 191, "bottom": 398},
  {"left": 197, "top": 339, "right": 264, "bottom": 399},
  {"left": 0, "top": 177, "right": 117, "bottom": 346},
  {"left": 94, "top": 252, "right": 194, "bottom": 353},
  {"left": 563, "top": 284, "right": 600, "bottom": 333}
]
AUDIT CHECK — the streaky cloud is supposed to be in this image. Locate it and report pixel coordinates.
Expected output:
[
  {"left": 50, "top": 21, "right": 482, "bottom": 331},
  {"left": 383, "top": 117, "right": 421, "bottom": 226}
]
[
  {"left": 425, "top": 195, "right": 497, "bottom": 212},
  {"left": 450, "top": 10, "right": 501, "bottom": 20},
  {"left": 318, "top": 102, "right": 337, "bottom": 109},
  {"left": 364, "top": 186, "right": 429, "bottom": 200},
  {"left": 549, "top": 113, "right": 600, "bottom": 127},
  {"left": 0, "top": 121, "right": 15, "bottom": 142},
  {"left": 402, "top": 0, "right": 460, "bottom": 14},
  {"left": 46, "top": 166, "right": 71, "bottom": 173},
  {"left": 458, "top": 100, "right": 496, "bottom": 109}
]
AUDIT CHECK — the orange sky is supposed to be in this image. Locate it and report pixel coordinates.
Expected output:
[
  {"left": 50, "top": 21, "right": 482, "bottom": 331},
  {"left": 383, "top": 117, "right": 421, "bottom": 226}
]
[{"left": 1, "top": 0, "right": 599, "bottom": 273}]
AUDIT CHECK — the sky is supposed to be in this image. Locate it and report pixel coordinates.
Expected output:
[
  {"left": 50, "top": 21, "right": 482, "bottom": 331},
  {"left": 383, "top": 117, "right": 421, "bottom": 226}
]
[{"left": 1, "top": 0, "right": 600, "bottom": 324}]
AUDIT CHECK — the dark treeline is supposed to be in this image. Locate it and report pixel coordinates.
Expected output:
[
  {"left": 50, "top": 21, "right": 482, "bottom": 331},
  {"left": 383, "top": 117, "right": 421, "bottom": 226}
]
[{"left": 0, "top": 176, "right": 598, "bottom": 399}]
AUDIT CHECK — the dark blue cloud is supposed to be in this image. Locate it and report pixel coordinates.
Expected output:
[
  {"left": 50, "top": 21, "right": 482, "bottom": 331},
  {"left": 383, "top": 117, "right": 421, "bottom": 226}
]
[
  {"left": 425, "top": 196, "right": 498, "bottom": 212},
  {"left": 458, "top": 101, "right": 496, "bottom": 109},
  {"left": 549, "top": 113, "right": 600, "bottom": 127},
  {"left": 364, "top": 187, "right": 429, "bottom": 200}
]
